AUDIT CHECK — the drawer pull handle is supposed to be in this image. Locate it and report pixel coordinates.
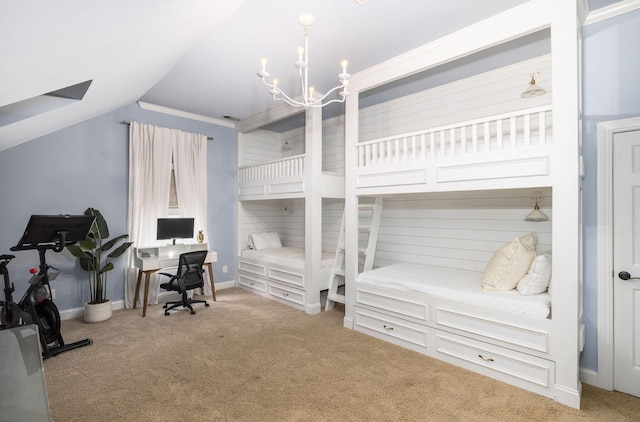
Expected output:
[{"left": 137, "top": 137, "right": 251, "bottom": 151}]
[
  {"left": 383, "top": 325, "right": 394, "bottom": 331},
  {"left": 250, "top": 282, "right": 255, "bottom": 286},
  {"left": 283, "top": 292, "right": 289, "bottom": 297},
  {"left": 478, "top": 354, "right": 494, "bottom": 362}
]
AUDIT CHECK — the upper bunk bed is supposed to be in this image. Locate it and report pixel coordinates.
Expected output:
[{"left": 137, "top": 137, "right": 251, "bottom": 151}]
[
  {"left": 341, "top": 0, "right": 583, "bottom": 410},
  {"left": 235, "top": 102, "right": 346, "bottom": 314},
  {"left": 236, "top": 103, "right": 345, "bottom": 201}
]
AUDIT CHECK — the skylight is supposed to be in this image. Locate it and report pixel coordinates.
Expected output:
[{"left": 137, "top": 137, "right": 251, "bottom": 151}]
[{"left": 0, "top": 80, "right": 93, "bottom": 127}]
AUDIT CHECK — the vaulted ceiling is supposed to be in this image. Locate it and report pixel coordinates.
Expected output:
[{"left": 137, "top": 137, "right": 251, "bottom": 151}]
[{"left": 0, "top": 0, "right": 620, "bottom": 151}]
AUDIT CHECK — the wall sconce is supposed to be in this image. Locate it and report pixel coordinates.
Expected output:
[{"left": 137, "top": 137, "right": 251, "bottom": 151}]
[
  {"left": 282, "top": 201, "right": 291, "bottom": 216},
  {"left": 525, "top": 191, "right": 549, "bottom": 221},
  {"left": 521, "top": 73, "right": 546, "bottom": 98}
]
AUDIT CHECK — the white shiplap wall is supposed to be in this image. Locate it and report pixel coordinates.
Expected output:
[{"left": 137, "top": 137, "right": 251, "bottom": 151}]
[
  {"left": 358, "top": 54, "right": 552, "bottom": 143},
  {"left": 240, "top": 116, "right": 345, "bottom": 176},
  {"left": 369, "top": 188, "right": 552, "bottom": 274},
  {"left": 239, "top": 198, "right": 343, "bottom": 254}
]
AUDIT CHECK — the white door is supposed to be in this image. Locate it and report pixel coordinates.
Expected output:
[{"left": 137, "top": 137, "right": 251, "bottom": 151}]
[{"left": 613, "top": 129, "right": 640, "bottom": 397}]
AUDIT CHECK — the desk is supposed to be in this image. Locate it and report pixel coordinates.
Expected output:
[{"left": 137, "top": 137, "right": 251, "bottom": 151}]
[{"left": 132, "top": 243, "right": 217, "bottom": 317}]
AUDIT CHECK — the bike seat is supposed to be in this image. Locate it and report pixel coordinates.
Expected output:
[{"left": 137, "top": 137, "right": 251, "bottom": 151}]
[{"left": 0, "top": 254, "right": 15, "bottom": 262}]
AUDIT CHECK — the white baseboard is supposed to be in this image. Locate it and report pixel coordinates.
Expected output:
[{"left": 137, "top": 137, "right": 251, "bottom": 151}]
[
  {"left": 59, "top": 281, "right": 237, "bottom": 321},
  {"left": 580, "top": 367, "right": 610, "bottom": 390}
]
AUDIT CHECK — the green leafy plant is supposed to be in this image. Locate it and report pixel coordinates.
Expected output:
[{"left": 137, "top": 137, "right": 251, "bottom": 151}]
[{"left": 67, "top": 207, "right": 133, "bottom": 304}]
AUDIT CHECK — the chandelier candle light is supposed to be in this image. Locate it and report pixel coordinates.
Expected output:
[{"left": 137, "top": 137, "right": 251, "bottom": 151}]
[{"left": 257, "top": 13, "right": 350, "bottom": 109}]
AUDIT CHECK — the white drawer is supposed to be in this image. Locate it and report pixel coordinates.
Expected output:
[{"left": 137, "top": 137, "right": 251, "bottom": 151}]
[
  {"left": 238, "top": 259, "right": 266, "bottom": 277},
  {"left": 435, "top": 306, "right": 550, "bottom": 353},
  {"left": 238, "top": 273, "right": 267, "bottom": 293},
  {"left": 355, "top": 284, "right": 430, "bottom": 323},
  {"left": 434, "top": 331, "right": 554, "bottom": 397},
  {"left": 268, "top": 282, "right": 305, "bottom": 306},
  {"left": 268, "top": 266, "right": 304, "bottom": 288},
  {"left": 354, "top": 306, "right": 430, "bottom": 354}
]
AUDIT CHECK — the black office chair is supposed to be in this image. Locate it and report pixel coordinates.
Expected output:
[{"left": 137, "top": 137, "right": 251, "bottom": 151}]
[{"left": 159, "top": 250, "right": 209, "bottom": 316}]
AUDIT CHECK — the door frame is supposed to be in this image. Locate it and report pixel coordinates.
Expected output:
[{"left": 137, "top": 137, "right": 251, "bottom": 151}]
[{"left": 596, "top": 116, "right": 640, "bottom": 390}]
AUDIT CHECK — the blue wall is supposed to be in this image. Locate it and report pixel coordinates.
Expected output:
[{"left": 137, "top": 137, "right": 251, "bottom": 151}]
[
  {"left": 581, "top": 9, "right": 640, "bottom": 370},
  {"left": 0, "top": 103, "right": 237, "bottom": 311}
]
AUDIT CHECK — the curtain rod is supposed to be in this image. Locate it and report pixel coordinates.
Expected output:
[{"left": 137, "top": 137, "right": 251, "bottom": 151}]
[{"left": 120, "top": 120, "right": 213, "bottom": 140}]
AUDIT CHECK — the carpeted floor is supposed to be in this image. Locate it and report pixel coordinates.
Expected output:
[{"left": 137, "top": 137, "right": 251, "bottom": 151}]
[{"left": 43, "top": 288, "right": 640, "bottom": 421}]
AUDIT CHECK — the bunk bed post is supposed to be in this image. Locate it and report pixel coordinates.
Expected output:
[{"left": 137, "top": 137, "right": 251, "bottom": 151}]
[
  {"left": 343, "top": 93, "right": 359, "bottom": 329},
  {"left": 548, "top": 0, "right": 585, "bottom": 409},
  {"left": 305, "top": 105, "right": 323, "bottom": 314}
]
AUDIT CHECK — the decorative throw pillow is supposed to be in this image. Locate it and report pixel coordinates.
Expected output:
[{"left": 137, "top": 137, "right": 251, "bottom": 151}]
[
  {"left": 250, "top": 231, "right": 282, "bottom": 251},
  {"left": 517, "top": 253, "right": 552, "bottom": 296},
  {"left": 481, "top": 233, "right": 537, "bottom": 291}
]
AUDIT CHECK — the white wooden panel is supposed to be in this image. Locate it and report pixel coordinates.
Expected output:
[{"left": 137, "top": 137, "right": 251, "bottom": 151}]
[
  {"left": 358, "top": 56, "right": 552, "bottom": 143},
  {"left": 371, "top": 189, "right": 553, "bottom": 272},
  {"left": 354, "top": 306, "right": 430, "bottom": 351},
  {"left": 356, "top": 285, "right": 430, "bottom": 322},
  {"left": 268, "top": 266, "right": 304, "bottom": 288},
  {"left": 239, "top": 130, "right": 281, "bottom": 166},
  {"left": 268, "top": 181, "right": 304, "bottom": 194},
  {"left": 268, "top": 282, "right": 305, "bottom": 306},
  {"left": 434, "top": 332, "right": 553, "bottom": 391},
  {"left": 357, "top": 169, "right": 427, "bottom": 188},
  {"left": 435, "top": 307, "right": 549, "bottom": 353},
  {"left": 238, "top": 273, "right": 267, "bottom": 293},
  {"left": 436, "top": 156, "right": 549, "bottom": 183}
]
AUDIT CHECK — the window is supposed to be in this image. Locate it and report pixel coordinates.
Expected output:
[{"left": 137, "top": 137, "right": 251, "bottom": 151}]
[{"left": 168, "top": 158, "right": 179, "bottom": 216}]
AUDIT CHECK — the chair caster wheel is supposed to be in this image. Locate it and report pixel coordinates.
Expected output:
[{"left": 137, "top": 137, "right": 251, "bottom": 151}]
[
  {"left": 205, "top": 303, "right": 210, "bottom": 307},
  {"left": 164, "top": 312, "right": 169, "bottom": 316},
  {"left": 163, "top": 304, "right": 168, "bottom": 309},
  {"left": 190, "top": 310, "right": 196, "bottom": 315}
]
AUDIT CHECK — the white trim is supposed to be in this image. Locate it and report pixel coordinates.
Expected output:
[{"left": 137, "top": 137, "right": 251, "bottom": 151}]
[
  {"left": 585, "top": 0, "right": 640, "bottom": 26},
  {"left": 596, "top": 116, "right": 640, "bottom": 390},
  {"left": 580, "top": 367, "right": 599, "bottom": 387},
  {"left": 137, "top": 101, "right": 236, "bottom": 128}
]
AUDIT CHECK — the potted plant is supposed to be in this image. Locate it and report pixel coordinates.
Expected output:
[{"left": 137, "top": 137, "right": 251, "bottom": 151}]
[{"left": 67, "top": 207, "right": 133, "bottom": 323}]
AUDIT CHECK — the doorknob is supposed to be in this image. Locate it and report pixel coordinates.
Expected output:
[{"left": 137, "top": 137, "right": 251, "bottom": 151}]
[{"left": 619, "top": 271, "right": 640, "bottom": 280}]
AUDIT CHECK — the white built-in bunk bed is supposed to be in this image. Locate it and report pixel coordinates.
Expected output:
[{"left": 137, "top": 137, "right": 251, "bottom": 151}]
[
  {"left": 236, "top": 103, "right": 345, "bottom": 314},
  {"left": 342, "top": 0, "right": 583, "bottom": 409}
]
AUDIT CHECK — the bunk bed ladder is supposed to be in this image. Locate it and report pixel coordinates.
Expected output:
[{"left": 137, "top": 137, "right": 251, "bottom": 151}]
[{"left": 325, "top": 197, "right": 383, "bottom": 311}]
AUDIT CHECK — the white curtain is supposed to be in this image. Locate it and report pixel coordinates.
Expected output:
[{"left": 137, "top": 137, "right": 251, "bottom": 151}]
[
  {"left": 172, "top": 133, "right": 211, "bottom": 295},
  {"left": 125, "top": 122, "right": 209, "bottom": 308}
]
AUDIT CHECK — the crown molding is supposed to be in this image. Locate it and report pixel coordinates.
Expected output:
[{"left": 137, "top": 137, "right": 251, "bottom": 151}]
[
  {"left": 137, "top": 101, "right": 236, "bottom": 128},
  {"left": 585, "top": 0, "right": 640, "bottom": 26}
]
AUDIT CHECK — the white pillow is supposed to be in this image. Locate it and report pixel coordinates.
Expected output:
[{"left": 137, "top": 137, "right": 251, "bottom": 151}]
[
  {"left": 481, "top": 233, "right": 537, "bottom": 292},
  {"left": 250, "top": 232, "right": 282, "bottom": 251},
  {"left": 517, "top": 253, "right": 552, "bottom": 295}
]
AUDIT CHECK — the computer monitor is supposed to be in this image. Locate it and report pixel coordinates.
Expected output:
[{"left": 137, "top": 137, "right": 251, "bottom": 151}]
[{"left": 156, "top": 218, "right": 194, "bottom": 245}]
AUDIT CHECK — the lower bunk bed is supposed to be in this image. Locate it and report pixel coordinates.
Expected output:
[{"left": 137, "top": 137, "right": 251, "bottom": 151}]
[
  {"left": 353, "top": 259, "right": 556, "bottom": 399},
  {"left": 238, "top": 241, "right": 334, "bottom": 312}
]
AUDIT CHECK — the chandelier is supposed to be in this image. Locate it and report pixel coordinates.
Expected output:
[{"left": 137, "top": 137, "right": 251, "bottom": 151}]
[{"left": 257, "top": 13, "right": 350, "bottom": 109}]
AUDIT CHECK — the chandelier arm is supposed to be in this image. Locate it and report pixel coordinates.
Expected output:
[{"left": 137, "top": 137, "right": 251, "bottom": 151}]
[
  {"left": 272, "top": 87, "right": 307, "bottom": 108},
  {"left": 308, "top": 84, "right": 346, "bottom": 104},
  {"left": 307, "top": 97, "right": 346, "bottom": 108}
]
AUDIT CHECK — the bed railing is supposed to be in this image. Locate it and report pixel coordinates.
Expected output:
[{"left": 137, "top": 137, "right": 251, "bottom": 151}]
[
  {"left": 357, "top": 106, "right": 552, "bottom": 170},
  {"left": 238, "top": 154, "right": 306, "bottom": 183}
]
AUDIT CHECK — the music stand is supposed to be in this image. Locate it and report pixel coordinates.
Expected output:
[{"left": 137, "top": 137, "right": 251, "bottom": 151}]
[{"left": 10, "top": 214, "right": 95, "bottom": 358}]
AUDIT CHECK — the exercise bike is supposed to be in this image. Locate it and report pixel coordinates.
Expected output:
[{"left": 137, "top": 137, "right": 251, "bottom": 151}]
[{"left": 1, "top": 214, "right": 95, "bottom": 359}]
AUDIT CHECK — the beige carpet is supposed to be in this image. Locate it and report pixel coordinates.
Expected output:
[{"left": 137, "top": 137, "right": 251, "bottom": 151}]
[{"left": 44, "top": 288, "right": 639, "bottom": 421}]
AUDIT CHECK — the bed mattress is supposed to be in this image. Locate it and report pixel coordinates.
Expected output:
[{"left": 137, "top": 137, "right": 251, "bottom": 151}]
[
  {"left": 241, "top": 247, "right": 334, "bottom": 270},
  {"left": 357, "top": 263, "right": 550, "bottom": 319}
]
